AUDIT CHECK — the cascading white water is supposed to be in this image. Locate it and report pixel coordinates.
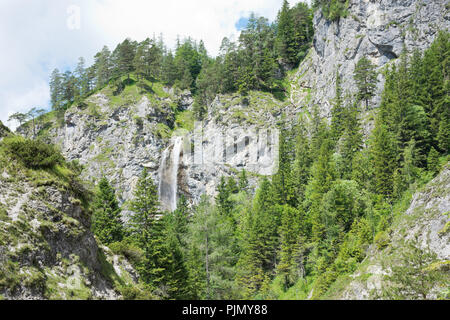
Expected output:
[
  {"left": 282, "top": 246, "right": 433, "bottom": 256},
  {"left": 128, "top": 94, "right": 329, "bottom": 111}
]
[{"left": 158, "top": 136, "right": 183, "bottom": 212}]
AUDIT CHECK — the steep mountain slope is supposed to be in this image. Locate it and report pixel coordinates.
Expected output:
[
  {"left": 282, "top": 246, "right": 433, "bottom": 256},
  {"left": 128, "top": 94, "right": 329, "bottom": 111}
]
[
  {"left": 327, "top": 164, "right": 450, "bottom": 299},
  {"left": 6, "top": 0, "right": 448, "bottom": 301},
  {"left": 18, "top": 0, "right": 448, "bottom": 211},
  {"left": 0, "top": 121, "right": 10, "bottom": 138},
  {"left": 0, "top": 137, "right": 139, "bottom": 299},
  {"left": 19, "top": 77, "right": 285, "bottom": 208},
  {"left": 290, "top": 0, "right": 449, "bottom": 116}
]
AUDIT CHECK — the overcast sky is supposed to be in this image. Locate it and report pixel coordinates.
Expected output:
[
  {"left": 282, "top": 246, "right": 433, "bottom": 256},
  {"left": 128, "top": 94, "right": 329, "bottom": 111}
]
[{"left": 0, "top": 0, "right": 309, "bottom": 129}]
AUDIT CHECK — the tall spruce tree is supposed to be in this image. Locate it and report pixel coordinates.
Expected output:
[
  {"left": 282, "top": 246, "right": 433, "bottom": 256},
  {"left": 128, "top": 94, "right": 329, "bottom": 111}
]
[
  {"left": 50, "top": 68, "right": 62, "bottom": 110},
  {"left": 94, "top": 46, "right": 112, "bottom": 87},
  {"left": 370, "top": 122, "right": 397, "bottom": 198},
  {"left": 91, "top": 177, "right": 124, "bottom": 245},
  {"left": 187, "top": 195, "right": 238, "bottom": 299},
  {"left": 117, "top": 38, "right": 136, "bottom": 80},
  {"left": 276, "top": 205, "right": 304, "bottom": 288},
  {"left": 236, "top": 178, "right": 279, "bottom": 297},
  {"left": 353, "top": 56, "right": 378, "bottom": 109},
  {"left": 293, "top": 114, "right": 312, "bottom": 204},
  {"left": 331, "top": 70, "right": 345, "bottom": 140},
  {"left": 128, "top": 169, "right": 167, "bottom": 293}
]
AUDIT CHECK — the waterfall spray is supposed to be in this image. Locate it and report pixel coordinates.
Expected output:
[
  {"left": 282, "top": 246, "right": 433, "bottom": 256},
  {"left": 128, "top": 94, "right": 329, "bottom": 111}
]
[{"left": 158, "top": 136, "right": 183, "bottom": 212}]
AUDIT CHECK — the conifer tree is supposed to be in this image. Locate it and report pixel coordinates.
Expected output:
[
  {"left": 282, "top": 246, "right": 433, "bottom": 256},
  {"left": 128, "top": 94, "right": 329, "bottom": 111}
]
[
  {"left": 427, "top": 147, "right": 440, "bottom": 175},
  {"left": 162, "top": 51, "right": 178, "bottom": 86},
  {"left": 187, "top": 195, "right": 238, "bottom": 299},
  {"left": 331, "top": 70, "right": 344, "bottom": 140},
  {"left": 305, "top": 136, "right": 335, "bottom": 243},
  {"left": 238, "top": 169, "right": 249, "bottom": 193},
  {"left": 50, "top": 68, "right": 62, "bottom": 110},
  {"left": 8, "top": 112, "right": 28, "bottom": 128},
  {"left": 340, "top": 100, "right": 363, "bottom": 178},
  {"left": 128, "top": 169, "right": 169, "bottom": 294},
  {"left": 216, "top": 176, "right": 233, "bottom": 220},
  {"left": 117, "top": 38, "right": 136, "bottom": 80},
  {"left": 74, "top": 57, "right": 88, "bottom": 97},
  {"left": 370, "top": 122, "right": 397, "bottom": 197},
  {"left": 380, "top": 237, "right": 445, "bottom": 300},
  {"left": 276, "top": 0, "right": 295, "bottom": 67},
  {"left": 353, "top": 56, "right": 378, "bottom": 109},
  {"left": 272, "top": 124, "right": 296, "bottom": 206},
  {"left": 91, "top": 177, "right": 124, "bottom": 245},
  {"left": 293, "top": 114, "right": 312, "bottom": 204},
  {"left": 277, "top": 205, "right": 303, "bottom": 288},
  {"left": 94, "top": 46, "right": 112, "bottom": 87},
  {"left": 236, "top": 178, "right": 279, "bottom": 297},
  {"left": 133, "top": 42, "right": 147, "bottom": 81}
]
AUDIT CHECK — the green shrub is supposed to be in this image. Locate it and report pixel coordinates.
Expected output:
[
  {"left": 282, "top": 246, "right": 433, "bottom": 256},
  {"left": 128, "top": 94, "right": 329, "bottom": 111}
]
[
  {"left": 374, "top": 231, "right": 390, "bottom": 250},
  {"left": 315, "top": 0, "right": 349, "bottom": 21},
  {"left": 2, "top": 136, "right": 63, "bottom": 169},
  {"left": 0, "top": 260, "right": 21, "bottom": 291},
  {"left": 109, "top": 239, "right": 144, "bottom": 266},
  {"left": 119, "top": 284, "right": 155, "bottom": 300},
  {"left": 133, "top": 116, "right": 143, "bottom": 128},
  {"left": 0, "top": 120, "right": 10, "bottom": 138},
  {"left": 153, "top": 123, "right": 171, "bottom": 140}
]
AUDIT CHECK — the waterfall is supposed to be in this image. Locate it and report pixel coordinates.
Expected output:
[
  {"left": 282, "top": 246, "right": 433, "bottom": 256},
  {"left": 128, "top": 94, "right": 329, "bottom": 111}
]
[{"left": 158, "top": 136, "right": 183, "bottom": 212}]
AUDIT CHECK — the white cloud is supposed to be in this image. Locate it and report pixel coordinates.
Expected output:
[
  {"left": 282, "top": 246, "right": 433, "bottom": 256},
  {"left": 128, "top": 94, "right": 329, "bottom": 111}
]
[{"left": 0, "top": 0, "right": 309, "bottom": 130}]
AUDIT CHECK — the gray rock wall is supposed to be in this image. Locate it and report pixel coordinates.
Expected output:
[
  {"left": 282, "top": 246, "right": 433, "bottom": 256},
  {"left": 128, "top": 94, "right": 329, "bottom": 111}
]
[{"left": 292, "top": 0, "right": 450, "bottom": 117}]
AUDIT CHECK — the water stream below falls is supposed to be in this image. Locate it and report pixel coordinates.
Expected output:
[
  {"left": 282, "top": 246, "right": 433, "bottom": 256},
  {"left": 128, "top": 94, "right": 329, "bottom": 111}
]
[{"left": 158, "top": 136, "right": 183, "bottom": 212}]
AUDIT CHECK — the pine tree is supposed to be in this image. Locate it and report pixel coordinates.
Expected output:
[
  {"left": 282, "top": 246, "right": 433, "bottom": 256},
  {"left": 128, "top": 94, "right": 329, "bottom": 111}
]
[
  {"left": 276, "top": 205, "right": 303, "bottom": 288},
  {"left": 238, "top": 169, "right": 249, "bottom": 193},
  {"left": 353, "top": 56, "right": 378, "bottom": 109},
  {"left": 61, "top": 70, "right": 77, "bottom": 105},
  {"left": 437, "top": 112, "right": 450, "bottom": 154},
  {"left": 351, "top": 148, "right": 372, "bottom": 189},
  {"left": 91, "top": 177, "right": 124, "bottom": 245},
  {"left": 331, "top": 70, "right": 345, "bottom": 140},
  {"left": 50, "top": 68, "right": 62, "bottom": 110},
  {"left": 276, "top": 0, "right": 295, "bottom": 67},
  {"left": 74, "top": 57, "right": 88, "bottom": 97},
  {"left": 26, "top": 107, "right": 46, "bottom": 138},
  {"left": 162, "top": 51, "right": 178, "bottom": 86},
  {"left": 94, "top": 46, "right": 112, "bottom": 87},
  {"left": 146, "top": 38, "right": 164, "bottom": 80},
  {"left": 427, "top": 147, "right": 440, "bottom": 175},
  {"left": 236, "top": 65, "right": 254, "bottom": 98},
  {"left": 370, "top": 122, "right": 397, "bottom": 198},
  {"left": 216, "top": 176, "right": 233, "bottom": 219},
  {"left": 160, "top": 200, "right": 191, "bottom": 299},
  {"left": 272, "top": 124, "right": 296, "bottom": 206},
  {"left": 117, "top": 38, "right": 136, "bottom": 80},
  {"left": 128, "top": 170, "right": 192, "bottom": 298},
  {"left": 8, "top": 112, "right": 29, "bottom": 128},
  {"left": 305, "top": 136, "right": 335, "bottom": 243},
  {"left": 236, "top": 178, "right": 279, "bottom": 297},
  {"left": 293, "top": 114, "right": 312, "bottom": 204},
  {"left": 380, "top": 237, "right": 445, "bottom": 300},
  {"left": 128, "top": 169, "right": 166, "bottom": 289},
  {"left": 290, "top": 2, "right": 314, "bottom": 63},
  {"left": 133, "top": 42, "right": 147, "bottom": 80},
  {"left": 340, "top": 100, "right": 363, "bottom": 178},
  {"left": 187, "top": 195, "right": 238, "bottom": 299},
  {"left": 179, "top": 65, "right": 193, "bottom": 90}
]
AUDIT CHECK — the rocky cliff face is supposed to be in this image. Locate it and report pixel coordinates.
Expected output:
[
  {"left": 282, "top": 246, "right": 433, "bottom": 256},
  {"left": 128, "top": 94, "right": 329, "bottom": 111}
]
[
  {"left": 0, "top": 151, "right": 137, "bottom": 299},
  {"left": 291, "top": 0, "right": 450, "bottom": 117},
  {"left": 331, "top": 164, "right": 450, "bottom": 300},
  {"left": 17, "top": 0, "right": 450, "bottom": 210},
  {"left": 181, "top": 91, "right": 289, "bottom": 204},
  {"left": 20, "top": 86, "right": 285, "bottom": 209},
  {"left": 0, "top": 121, "right": 10, "bottom": 139}
]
